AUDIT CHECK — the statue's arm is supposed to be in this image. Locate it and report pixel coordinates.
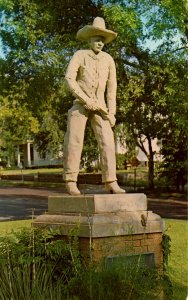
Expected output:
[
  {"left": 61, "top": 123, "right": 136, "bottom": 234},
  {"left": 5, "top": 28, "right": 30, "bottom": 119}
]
[
  {"left": 104, "top": 57, "right": 117, "bottom": 127},
  {"left": 65, "top": 51, "right": 91, "bottom": 105},
  {"left": 106, "top": 57, "right": 117, "bottom": 116},
  {"left": 65, "top": 51, "right": 102, "bottom": 111}
]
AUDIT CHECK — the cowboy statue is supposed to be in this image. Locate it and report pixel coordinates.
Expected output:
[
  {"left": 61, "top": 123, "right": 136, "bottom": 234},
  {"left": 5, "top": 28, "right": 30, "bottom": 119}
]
[{"left": 63, "top": 16, "right": 125, "bottom": 195}]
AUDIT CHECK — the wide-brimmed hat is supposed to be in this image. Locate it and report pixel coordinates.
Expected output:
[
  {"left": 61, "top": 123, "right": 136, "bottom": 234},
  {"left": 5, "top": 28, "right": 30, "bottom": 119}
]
[{"left": 76, "top": 17, "right": 117, "bottom": 44}]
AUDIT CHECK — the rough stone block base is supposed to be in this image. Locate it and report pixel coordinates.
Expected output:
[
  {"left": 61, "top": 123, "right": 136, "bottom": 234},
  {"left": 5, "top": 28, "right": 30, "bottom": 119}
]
[
  {"left": 77, "top": 232, "right": 163, "bottom": 268},
  {"left": 33, "top": 194, "right": 164, "bottom": 269}
]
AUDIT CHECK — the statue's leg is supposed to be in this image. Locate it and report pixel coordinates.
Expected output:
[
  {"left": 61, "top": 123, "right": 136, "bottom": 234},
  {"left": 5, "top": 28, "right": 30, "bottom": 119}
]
[
  {"left": 90, "top": 113, "right": 125, "bottom": 193},
  {"left": 90, "top": 113, "right": 117, "bottom": 183},
  {"left": 63, "top": 104, "right": 88, "bottom": 182}
]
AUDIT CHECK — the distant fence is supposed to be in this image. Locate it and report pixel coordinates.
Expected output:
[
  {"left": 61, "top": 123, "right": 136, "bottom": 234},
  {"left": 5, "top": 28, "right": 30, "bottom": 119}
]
[{"left": 0, "top": 172, "right": 147, "bottom": 185}]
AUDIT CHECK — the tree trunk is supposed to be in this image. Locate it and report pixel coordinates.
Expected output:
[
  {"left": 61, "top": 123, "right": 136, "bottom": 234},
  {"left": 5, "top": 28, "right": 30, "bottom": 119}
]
[
  {"left": 147, "top": 137, "right": 154, "bottom": 190},
  {"left": 136, "top": 135, "right": 155, "bottom": 190},
  {"left": 148, "top": 155, "right": 154, "bottom": 190}
]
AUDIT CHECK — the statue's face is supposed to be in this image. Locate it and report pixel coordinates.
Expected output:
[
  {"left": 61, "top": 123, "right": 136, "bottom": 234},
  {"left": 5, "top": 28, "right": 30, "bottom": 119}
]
[{"left": 89, "top": 36, "right": 105, "bottom": 53}]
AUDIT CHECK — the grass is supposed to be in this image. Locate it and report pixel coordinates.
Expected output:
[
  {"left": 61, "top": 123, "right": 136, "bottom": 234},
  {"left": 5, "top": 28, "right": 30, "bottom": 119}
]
[
  {"left": 0, "top": 218, "right": 187, "bottom": 299},
  {"left": 0, "top": 167, "right": 63, "bottom": 175},
  {"left": 1, "top": 167, "right": 148, "bottom": 175},
  {"left": 0, "top": 220, "right": 32, "bottom": 236},
  {"left": 0, "top": 179, "right": 65, "bottom": 189},
  {"left": 165, "top": 219, "right": 188, "bottom": 300},
  {"left": 0, "top": 168, "right": 65, "bottom": 189}
]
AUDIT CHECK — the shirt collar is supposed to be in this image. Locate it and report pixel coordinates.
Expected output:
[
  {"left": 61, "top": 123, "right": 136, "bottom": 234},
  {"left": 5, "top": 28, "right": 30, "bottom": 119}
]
[{"left": 88, "top": 49, "right": 104, "bottom": 60}]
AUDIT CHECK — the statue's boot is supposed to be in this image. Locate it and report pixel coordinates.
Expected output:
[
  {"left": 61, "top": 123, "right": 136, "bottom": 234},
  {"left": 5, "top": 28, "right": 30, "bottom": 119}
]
[
  {"left": 105, "top": 181, "right": 126, "bottom": 194},
  {"left": 66, "top": 181, "right": 81, "bottom": 195}
]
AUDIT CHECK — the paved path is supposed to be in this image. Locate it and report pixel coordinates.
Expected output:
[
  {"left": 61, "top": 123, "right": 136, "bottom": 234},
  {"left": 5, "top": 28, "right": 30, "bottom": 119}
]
[
  {"left": 0, "top": 186, "right": 187, "bottom": 221},
  {"left": 0, "top": 187, "right": 64, "bottom": 221}
]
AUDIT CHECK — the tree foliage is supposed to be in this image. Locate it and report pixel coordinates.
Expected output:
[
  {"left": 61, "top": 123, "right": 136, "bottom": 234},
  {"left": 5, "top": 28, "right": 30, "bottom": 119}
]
[
  {"left": 103, "top": 1, "right": 187, "bottom": 188},
  {"left": 0, "top": 0, "right": 102, "bottom": 159},
  {"left": 0, "top": 0, "right": 187, "bottom": 189}
]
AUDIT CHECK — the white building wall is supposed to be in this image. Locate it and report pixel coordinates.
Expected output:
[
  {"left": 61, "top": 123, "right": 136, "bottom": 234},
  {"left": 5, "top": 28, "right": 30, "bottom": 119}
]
[
  {"left": 115, "top": 137, "right": 162, "bottom": 162},
  {"left": 33, "top": 147, "right": 62, "bottom": 166}
]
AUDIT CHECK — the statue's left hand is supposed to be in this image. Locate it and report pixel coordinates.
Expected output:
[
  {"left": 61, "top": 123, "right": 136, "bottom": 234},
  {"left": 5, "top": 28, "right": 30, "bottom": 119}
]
[
  {"left": 84, "top": 103, "right": 101, "bottom": 111},
  {"left": 83, "top": 98, "right": 101, "bottom": 111}
]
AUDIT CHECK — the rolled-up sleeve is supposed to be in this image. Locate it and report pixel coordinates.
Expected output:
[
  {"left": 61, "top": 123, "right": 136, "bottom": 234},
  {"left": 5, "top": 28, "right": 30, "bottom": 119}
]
[
  {"left": 65, "top": 51, "right": 90, "bottom": 104},
  {"left": 106, "top": 57, "right": 117, "bottom": 115}
]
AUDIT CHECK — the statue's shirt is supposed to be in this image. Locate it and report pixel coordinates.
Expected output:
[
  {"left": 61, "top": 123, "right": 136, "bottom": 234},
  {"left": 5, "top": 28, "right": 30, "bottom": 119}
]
[{"left": 65, "top": 49, "right": 117, "bottom": 115}]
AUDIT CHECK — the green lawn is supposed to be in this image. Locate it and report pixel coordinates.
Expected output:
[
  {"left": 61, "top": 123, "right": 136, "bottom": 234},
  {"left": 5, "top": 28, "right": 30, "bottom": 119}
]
[
  {"left": 0, "top": 219, "right": 187, "bottom": 299},
  {"left": 0, "top": 168, "right": 63, "bottom": 175},
  {"left": 0, "top": 219, "right": 32, "bottom": 235},
  {"left": 0, "top": 179, "right": 65, "bottom": 189},
  {"left": 1, "top": 167, "right": 148, "bottom": 176},
  {"left": 165, "top": 219, "right": 188, "bottom": 300}
]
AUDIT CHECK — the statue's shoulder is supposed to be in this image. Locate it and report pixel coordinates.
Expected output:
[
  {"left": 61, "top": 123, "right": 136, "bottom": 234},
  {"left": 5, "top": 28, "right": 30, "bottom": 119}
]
[
  {"left": 74, "top": 49, "right": 89, "bottom": 56},
  {"left": 101, "top": 51, "right": 113, "bottom": 60}
]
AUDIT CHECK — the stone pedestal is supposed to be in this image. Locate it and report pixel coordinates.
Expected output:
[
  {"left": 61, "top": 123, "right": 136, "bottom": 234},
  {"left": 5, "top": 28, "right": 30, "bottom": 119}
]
[{"left": 33, "top": 193, "right": 164, "bottom": 267}]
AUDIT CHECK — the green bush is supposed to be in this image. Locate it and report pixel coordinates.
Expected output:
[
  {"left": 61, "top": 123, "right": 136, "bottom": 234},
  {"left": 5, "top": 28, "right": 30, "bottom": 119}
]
[
  {"left": 0, "top": 226, "right": 81, "bottom": 300},
  {"left": 116, "top": 153, "right": 126, "bottom": 170},
  {"left": 68, "top": 262, "right": 172, "bottom": 300},
  {"left": 0, "top": 226, "right": 172, "bottom": 300}
]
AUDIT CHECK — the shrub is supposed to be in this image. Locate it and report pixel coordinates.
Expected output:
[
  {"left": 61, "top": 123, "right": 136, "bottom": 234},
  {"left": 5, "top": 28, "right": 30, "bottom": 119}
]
[
  {"left": 0, "top": 226, "right": 172, "bottom": 300},
  {"left": 68, "top": 262, "right": 169, "bottom": 300},
  {"left": 116, "top": 153, "right": 126, "bottom": 170}
]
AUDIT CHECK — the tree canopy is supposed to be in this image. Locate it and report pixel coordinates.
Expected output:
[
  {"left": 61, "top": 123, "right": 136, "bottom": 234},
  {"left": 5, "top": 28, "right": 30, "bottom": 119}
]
[
  {"left": 103, "top": 1, "right": 187, "bottom": 188},
  {"left": 0, "top": 0, "right": 187, "bottom": 188}
]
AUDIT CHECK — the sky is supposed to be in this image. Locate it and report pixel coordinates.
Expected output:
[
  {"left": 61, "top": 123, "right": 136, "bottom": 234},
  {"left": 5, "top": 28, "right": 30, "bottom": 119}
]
[
  {"left": 0, "top": 37, "right": 170, "bottom": 59},
  {"left": 0, "top": 38, "right": 5, "bottom": 58},
  {"left": 0, "top": 17, "right": 183, "bottom": 59},
  {"left": 0, "top": 34, "right": 183, "bottom": 59}
]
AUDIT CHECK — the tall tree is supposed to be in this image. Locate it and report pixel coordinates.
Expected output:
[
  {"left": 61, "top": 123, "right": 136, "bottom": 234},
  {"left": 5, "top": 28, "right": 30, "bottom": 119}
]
[
  {"left": 103, "top": 1, "right": 187, "bottom": 189},
  {"left": 0, "top": 0, "right": 102, "bottom": 157},
  {"left": 0, "top": 0, "right": 187, "bottom": 189}
]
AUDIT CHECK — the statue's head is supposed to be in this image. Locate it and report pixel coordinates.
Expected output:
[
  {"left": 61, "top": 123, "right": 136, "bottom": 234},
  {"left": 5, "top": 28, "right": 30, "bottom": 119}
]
[
  {"left": 88, "top": 35, "right": 105, "bottom": 53},
  {"left": 76, "top": 17, "right": 117, "bottom": 45}
]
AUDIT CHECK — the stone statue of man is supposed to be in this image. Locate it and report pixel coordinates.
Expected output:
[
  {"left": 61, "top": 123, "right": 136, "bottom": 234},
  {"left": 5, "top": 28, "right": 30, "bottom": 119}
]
[{"left": 63, "top": 17, "right": 125, "bottom": 195}]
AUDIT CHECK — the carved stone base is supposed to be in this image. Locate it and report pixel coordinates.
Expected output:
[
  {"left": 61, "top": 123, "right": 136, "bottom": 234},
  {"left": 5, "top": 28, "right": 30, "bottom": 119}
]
[{"left": 33, "top": 193, "right": 164, "bottom": 267}]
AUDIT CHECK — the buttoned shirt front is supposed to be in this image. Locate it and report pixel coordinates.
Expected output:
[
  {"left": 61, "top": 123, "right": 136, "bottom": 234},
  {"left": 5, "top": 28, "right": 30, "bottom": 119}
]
[{"left": 65, "top": 49, "right": 117, "bottom": 115}]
